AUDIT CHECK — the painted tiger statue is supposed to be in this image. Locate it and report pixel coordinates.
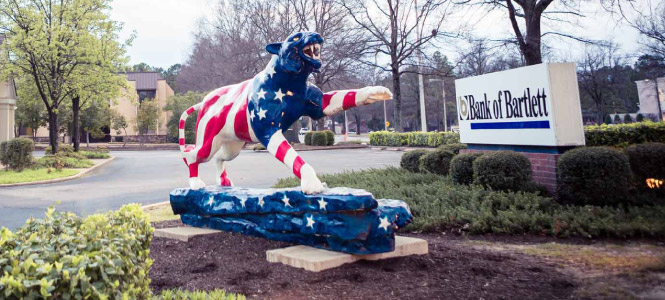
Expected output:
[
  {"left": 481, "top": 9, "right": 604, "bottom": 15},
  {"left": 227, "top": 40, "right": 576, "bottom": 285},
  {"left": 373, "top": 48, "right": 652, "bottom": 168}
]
[{"left": 178, "top": 31, "right": 392, "bottom": 194}]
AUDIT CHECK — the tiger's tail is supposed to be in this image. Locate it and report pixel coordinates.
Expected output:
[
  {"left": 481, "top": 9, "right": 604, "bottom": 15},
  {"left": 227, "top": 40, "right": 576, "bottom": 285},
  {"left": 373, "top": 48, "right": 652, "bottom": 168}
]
[{"left": 178, "top": 103, "right": 203, "bottom": 160}]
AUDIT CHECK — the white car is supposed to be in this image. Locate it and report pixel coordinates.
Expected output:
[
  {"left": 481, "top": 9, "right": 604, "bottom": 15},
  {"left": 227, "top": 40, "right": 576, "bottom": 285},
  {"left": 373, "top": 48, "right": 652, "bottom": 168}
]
[{"left": 299, "top": 128, "right": 310, "bottom": 135}]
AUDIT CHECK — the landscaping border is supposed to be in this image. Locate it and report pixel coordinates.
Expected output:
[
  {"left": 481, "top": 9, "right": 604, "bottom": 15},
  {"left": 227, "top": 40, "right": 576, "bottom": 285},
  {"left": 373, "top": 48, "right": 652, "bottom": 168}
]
[{"left": 0, "top": 157, "right": 115, "bottom": 187}]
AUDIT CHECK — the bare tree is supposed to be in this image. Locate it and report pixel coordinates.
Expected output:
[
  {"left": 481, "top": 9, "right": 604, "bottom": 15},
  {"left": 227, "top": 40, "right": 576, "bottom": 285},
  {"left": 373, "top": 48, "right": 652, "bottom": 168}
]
[
  {"left": 338, "top": 0, "right": 454, "bottom": 132},
  {"left": 634, "top": 2, "right": 665, "bottom": 60},
  {"left": 456, "top": 39, "right": 522, "bottom": 77}
]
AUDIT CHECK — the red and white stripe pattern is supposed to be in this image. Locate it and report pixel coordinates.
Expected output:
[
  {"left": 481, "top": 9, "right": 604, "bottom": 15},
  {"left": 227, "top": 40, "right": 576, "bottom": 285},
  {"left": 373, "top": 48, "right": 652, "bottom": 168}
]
[
  {"left": 178, "top": 80, "right": 258, "bottom": 178},
  {"left": 266, "top": 131, "right": 307, "bottom": 179},
  {"left": 321, "top": 86, "right": 392, "bottom": 116}
]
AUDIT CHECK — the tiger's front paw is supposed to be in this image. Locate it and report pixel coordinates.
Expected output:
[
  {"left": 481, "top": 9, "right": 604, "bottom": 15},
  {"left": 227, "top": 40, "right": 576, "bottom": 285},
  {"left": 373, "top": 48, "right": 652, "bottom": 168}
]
[
  {"left": 189, "top": 177, "right": 207, "bottom": 190},
  {"left": 300, "top": 164, "right": 325, "bottom": 194},
  {"left": 361, "top": 86, "right": 393, "bottom": 104}
]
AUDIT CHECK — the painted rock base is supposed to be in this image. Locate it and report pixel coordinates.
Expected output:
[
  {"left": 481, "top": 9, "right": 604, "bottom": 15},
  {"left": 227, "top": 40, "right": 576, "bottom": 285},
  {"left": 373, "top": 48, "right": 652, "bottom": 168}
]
[{"left": 170, "top": 186, "right": 413, "bottom": 254}]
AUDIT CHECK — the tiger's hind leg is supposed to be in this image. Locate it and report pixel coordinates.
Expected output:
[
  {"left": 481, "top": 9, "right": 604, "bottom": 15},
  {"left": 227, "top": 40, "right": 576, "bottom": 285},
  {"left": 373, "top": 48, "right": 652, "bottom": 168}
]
[{"left": 213, "top": 141, "right": 245, "bottom": 186}]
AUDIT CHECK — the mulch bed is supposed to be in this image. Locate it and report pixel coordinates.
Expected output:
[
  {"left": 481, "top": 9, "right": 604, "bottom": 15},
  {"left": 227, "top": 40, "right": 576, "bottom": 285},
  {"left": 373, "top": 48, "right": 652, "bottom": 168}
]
[{"left": 149, "top": 220, "right": 575, "bottom": 299}]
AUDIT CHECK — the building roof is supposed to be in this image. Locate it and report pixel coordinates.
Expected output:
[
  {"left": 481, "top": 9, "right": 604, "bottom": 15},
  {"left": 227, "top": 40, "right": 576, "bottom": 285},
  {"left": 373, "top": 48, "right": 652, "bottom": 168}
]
[{"left": 125, "top": 72, "right": 164, "bottom": 90}]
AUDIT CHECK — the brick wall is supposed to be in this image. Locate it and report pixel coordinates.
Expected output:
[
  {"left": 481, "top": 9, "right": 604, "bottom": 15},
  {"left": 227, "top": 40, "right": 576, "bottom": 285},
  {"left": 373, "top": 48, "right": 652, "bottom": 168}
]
[{"left": 461, "top": 149, "right": 560, "bottom": 194}]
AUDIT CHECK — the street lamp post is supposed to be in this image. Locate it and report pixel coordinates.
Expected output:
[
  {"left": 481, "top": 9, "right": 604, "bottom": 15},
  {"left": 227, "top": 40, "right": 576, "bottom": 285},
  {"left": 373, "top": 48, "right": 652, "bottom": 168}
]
[
  {"left": 414, "top": 0, "right": 427, "bottom": 132},
  {"left": 429, "top": 78, "right": 447, "bottom": 131}
]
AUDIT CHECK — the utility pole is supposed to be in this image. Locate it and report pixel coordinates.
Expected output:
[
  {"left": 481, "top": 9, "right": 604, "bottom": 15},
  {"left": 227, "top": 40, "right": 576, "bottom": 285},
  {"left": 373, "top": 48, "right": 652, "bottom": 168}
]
[
  {"left": 414, "top": 0, "right": 427, "bottom": 132},
  {"left": 442, "top": 80, "right": 447, "bottom": 132},
  {"left": 654, "top": 77, "right": 663, "bottom": 122}
]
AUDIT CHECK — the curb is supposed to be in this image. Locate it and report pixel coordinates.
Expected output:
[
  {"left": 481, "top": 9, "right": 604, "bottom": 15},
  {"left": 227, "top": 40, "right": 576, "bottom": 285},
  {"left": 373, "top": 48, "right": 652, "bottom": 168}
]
[
  {"left": 0, "top": 157, "right": 115, "bottom": 188},
  {"left": 141, "top": 201, "right": 170, "bottom": 210}
]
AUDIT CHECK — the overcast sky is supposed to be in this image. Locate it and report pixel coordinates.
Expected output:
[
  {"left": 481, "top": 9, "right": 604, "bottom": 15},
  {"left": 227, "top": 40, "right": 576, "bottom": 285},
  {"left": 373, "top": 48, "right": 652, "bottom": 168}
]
[{"left": 110, "top": 0, "right": 643, "bottom": 70}]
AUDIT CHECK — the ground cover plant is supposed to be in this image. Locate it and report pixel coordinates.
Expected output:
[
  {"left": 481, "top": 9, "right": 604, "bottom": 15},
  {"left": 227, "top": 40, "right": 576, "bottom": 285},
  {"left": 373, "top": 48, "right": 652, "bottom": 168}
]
[
  {"left": 0, "top": 168, "right": 78, "bottom": 184},
  {"left": 274, "top": 167, "right": 665, "bottom": 238}
]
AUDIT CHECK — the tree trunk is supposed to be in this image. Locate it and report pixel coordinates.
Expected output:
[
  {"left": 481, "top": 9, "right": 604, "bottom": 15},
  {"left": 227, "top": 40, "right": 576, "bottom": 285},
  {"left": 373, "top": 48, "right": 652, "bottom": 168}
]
[
  {"left": 86, "top": 131, "right": 90, "bottom": 148},
  {"left": 523, "top": 10, "right": 543, "bottom": 66},
  {"left": 330, "top": 118, "right": 336, "bottom": 134},
  {"left": 123, "top": 128, "right": 127, "bottom": 147},
  {"left": 72, "top": 96, "right": 81, "bottom": 152},
  {"left": 317, "top": 118, "right": 325, "bottom": 131},
  {"left": 391, "top": 66, "right": 403, "bottom": 132},
  {"left": 47, "top": 110, "right": 59, "bottom": 154}
]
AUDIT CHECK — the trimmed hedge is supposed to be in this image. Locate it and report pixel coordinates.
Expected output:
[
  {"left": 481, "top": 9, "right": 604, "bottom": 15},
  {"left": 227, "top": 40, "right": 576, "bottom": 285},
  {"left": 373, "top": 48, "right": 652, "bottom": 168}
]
[
  {"left": 557, "top": 147, "right": 631, "bottom": 206},
  {"left": 584, "top": 121, "right": 665, "bottom": 148},
  {"left": 400, "top": 149, "right": 429, "bottom": 172},
  {"left": 438, "top": 143, "right": 467, "bottom": 154},
  {"left": 625, "top": 142, "right": 665, "bottom": 190},
  {"left": 0, "top": 204, "right": 154, "bottom": 299},
  {"left": 304, "top": 131, "right": 335, "bottom": 146},
  {"left": 0, "top": 137, "right": 34, "bottom": 171},
  {"left": 154, "top": 289, "right": 245, "bottom": 300},
  {"left": 419, "top": 149, "right": 455, "bottom": 175},
  {"left": 450, "top": 152, "right": 484, "bottom": 185},
  {"left": 36, "top": 153, "right": 93, "bottom": 169},
  {"left": 273, "top": 167, "right": 665, "bottom": 238},
  {"left": 45, "top": 144, "right": 74, "bottom": 155},
  {"left": 473, "top": 151, "right": 532, "bottom": 192},
  {"left": 324, "top": 130, "right": 335, "bottom": 146},
  {"left": 369, "top": 131, "right": 460, "bottom": 147}
]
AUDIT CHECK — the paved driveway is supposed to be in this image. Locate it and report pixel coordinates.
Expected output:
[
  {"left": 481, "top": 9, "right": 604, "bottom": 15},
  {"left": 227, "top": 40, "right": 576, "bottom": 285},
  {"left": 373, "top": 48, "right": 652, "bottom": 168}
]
[{"left": 0, "top": 149, "right": 401, "bottom": 230}]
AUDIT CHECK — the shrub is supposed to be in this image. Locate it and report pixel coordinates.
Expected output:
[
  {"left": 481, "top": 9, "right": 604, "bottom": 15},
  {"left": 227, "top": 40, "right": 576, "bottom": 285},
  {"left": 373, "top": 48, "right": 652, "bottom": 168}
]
[
  {"left": 625, "top": 143, "right": 665, "bottom": 189},
  {"left": 419, "top": 149, "right": 455, "bottom": 175},
  {"left": 473, "top": 151, "right": 532, "bottom": 192},
  {"left": 438, "top": 143, "right": 467, "bottom": 154},
  {"left": 37, "top": 153, "right": 93, "bottom": 169},
  {"left": 80, "top": 150, "right": 111, "bottom": 159},
  {"left": 273, "top": 167, "right": 665, "bottom": 238},
  {"left": 624, "top": 114, "right": 633, "bottom": 123},
  {"left": 0, "top": 204, "right": 154, "bottom": 299},
  {"left": 304, "top": 131, "right": 313, "bottom": 145},
  {"left": 45, "top": 144, "right": 74, "bottom": 155},
  {"left": 369, "top": 131, "right": 460, "bottom": 147},
  {"left": 558, "top": 147, "right": 631, "bottom": 206},
  {"left": 584, "top": 121, "right": 665, "bottom": 148},
  {"left": 0, "top": 137, "right": 34, "bottom": 171},
  {"left": 636, "top": 113, "right": 645, "bottom": 122},
  {"left": 400, "top": 149, "right": 429, "bottom": 172},
  {"left": 311, "top": 131, "right": 328, "bottom": 146},
  {"left": 614, "top": 115, "right": 621, "bottom": 124},
  {"left": 324, "top": 130, "right": 335, "bottom": 146},
  {"left": 605, "top": 115, "right": 613, "bottom": 124},
  {"left": 450, "top": 152, "right": 484, "bottom": 185}
]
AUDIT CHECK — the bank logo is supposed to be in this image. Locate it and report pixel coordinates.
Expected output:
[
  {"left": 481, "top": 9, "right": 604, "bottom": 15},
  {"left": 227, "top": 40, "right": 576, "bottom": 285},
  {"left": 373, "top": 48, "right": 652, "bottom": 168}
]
[{"left": 458, "top": 96, "right": 468, "bottom": 120}]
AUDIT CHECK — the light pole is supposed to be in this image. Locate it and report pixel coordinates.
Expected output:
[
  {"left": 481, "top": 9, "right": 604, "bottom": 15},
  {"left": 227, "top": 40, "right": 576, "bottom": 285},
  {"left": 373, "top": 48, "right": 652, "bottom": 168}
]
[
  {"left": 429, "top": 78, "right": 447, "bottom": 131},
  {"left": 414, "top": 0, "right": 427, "bottom": 132}
]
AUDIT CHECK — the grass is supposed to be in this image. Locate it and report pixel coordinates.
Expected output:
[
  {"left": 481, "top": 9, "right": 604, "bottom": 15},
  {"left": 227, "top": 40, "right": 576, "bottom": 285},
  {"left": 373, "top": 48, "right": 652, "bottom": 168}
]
[
  {"left": 143, "top": 203, "right": 180, "bottom": 223},
  {"left": 0, "top": 168, "right": 79, "bottom": 184},
  {"left": 273, "top": 167, "right": 665, "bottom": 238}
]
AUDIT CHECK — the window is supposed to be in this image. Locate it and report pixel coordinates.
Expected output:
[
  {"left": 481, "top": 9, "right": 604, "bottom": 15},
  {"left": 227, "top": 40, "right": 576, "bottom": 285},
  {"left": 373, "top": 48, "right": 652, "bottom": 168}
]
[{"left": 137, "top": 90, "right": 156, "bottom": 102}]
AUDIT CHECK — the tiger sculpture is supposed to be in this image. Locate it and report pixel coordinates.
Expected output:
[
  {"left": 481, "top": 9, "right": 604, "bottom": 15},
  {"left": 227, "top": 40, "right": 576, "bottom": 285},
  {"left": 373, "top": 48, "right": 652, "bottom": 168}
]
[{"left": 178, "top": 31, "right": 392, "bottom": 194}]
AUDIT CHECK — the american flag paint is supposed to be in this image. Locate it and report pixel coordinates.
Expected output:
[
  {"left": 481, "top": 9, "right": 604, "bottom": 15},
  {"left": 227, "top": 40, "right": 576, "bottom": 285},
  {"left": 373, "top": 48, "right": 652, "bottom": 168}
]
[{"left": 178, "top": 32, "right": 392, "bottom": 194}]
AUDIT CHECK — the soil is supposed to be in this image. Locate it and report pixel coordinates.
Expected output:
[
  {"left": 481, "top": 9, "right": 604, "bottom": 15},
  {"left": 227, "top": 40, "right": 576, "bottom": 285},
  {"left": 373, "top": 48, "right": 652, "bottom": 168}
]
[{"left": 149, "top": 220, "right": 576, "bottom": 299}]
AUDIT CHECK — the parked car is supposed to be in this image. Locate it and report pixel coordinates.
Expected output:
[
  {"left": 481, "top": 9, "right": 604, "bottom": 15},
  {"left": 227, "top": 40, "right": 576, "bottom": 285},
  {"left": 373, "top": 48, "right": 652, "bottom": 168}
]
[{"left": 299, "top": 128, "right": 310, "bottom": 135}]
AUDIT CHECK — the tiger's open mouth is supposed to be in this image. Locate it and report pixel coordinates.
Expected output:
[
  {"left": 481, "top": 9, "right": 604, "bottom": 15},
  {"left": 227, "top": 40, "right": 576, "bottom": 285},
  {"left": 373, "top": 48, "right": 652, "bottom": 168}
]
[{"left": 302, "top": 43, "right": 321, "bottom": 60}]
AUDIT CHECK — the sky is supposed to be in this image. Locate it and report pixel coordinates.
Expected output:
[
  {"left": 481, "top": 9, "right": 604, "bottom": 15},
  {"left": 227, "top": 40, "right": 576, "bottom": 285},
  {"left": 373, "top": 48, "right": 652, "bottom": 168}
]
[{"left": 110, "top": 0, "right": 644, "bottom": 70}]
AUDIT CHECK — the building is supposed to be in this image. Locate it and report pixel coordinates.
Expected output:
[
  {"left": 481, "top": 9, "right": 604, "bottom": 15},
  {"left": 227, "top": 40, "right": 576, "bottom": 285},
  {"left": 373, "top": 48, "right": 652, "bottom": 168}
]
[
  {"left": 109, "top": 72, "right": 174, "bottom": 143},
  {"left": 635, "top": 77, "right": 665, "bottom": 121},
  {"left": 0, "top": 34, "right": 17, "bottom": 144},
  {"left": 29, "top": 71, "right": 174, "bottom": 143}
]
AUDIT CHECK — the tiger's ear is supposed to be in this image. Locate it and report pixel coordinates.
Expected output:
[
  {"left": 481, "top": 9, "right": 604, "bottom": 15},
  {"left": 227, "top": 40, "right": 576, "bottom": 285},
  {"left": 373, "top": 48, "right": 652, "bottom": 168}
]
[{"left": 266, "top": 43, "right": 281, "bottom": 55}]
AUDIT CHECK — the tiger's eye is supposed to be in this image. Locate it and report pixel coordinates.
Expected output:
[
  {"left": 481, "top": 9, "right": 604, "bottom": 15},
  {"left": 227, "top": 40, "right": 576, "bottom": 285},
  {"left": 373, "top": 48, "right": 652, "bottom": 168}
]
[{"left": 293, "top": 37, "right": 300, "bottom": 41}]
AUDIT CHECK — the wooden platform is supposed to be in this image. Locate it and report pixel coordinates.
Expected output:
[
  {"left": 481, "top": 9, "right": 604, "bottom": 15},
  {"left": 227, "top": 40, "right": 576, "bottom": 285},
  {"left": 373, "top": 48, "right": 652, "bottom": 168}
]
[{"left": 266, "top": 236, "right": 428, "bottom": 272}]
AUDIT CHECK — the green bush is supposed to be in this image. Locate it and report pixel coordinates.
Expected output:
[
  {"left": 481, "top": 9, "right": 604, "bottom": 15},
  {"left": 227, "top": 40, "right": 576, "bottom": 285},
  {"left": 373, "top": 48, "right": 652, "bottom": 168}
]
[
  {"left": 324, "top": 130, "right": 335, "bottom": 146},
  {"left": 473, "top": 151, "right": 532, "bottom": 192},
  {"left": 584, "top": 121, "right": 665, "bottom": 148},
  {"left": 154, "top": 289, "right": 245, "bottom": 300},
  {"left": 80, "top": 151, "right": 111, "bottom": 159},
  {"left": 37, "top": 153, "right": 93, "bottom": 169},
  {"left": 450, "top": 152, "right": 484, "bottom": 185},
  {"left": 369, "top": 131, "right": 460, "bottom": 147},
  {"left": 400, "top": 149, "right": 429, "bottom": 172},
  {"left": 304, "top": 131, "right": 313, "bottom": 145},
  {"left": 311, "top": 131, "right": 328, "bottom": 146},
  {"left": 438, "top": 143, "right": 467, "bottom": 154},
  {"left": 273, "top": 167, "right": 665, "bottom": 238},
  {"left": 45, "top": 144, "right": 74, "bottom": 155},
  {"left": 0, "top": 138, "right": 34, "bottom": 171},
  {"left": 557, "top": 147, "right": 631, "bottom": 206},
  {"left": 625, "top": 143, "right": 665, "bottom": 190},
  {"left": 419, "top": 149, "right": 455, "bottom": 175},
  {"left": 636, "top": 113, "right": 645, "bottom": 122},
  {"left": 0, "top": 204, "right": 154, "bottom": 299},
  {"left": 624, "top": 114, "right": 633, "bottom": 123}
]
